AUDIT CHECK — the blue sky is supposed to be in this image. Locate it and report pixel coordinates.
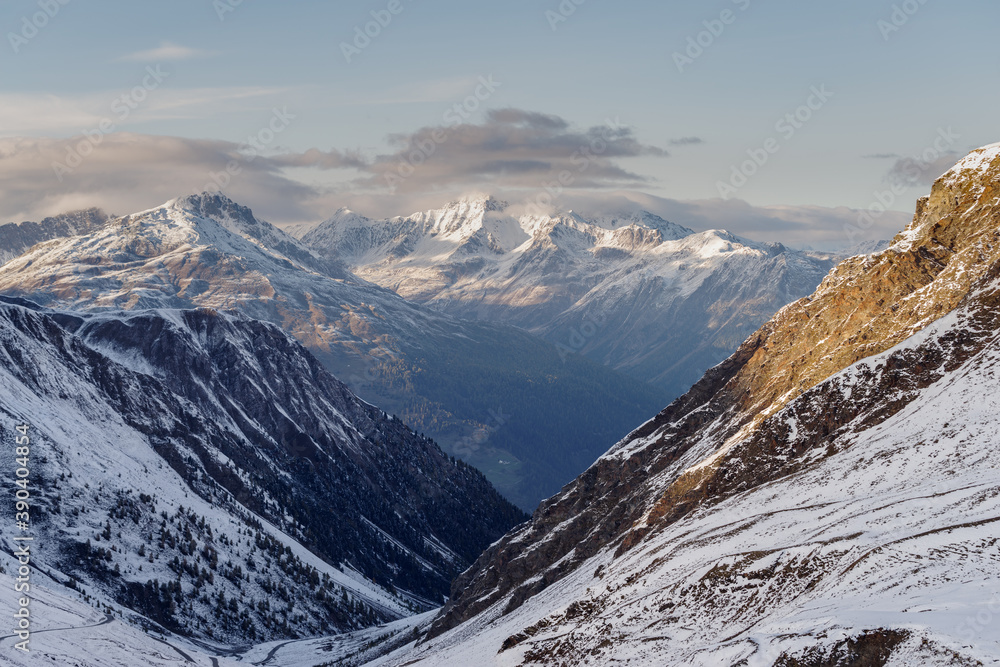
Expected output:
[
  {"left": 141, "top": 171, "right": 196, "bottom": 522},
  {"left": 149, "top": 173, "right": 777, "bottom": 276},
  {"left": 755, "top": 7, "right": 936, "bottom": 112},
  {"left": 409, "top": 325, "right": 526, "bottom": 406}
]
[{"left": 1, "top": 0, "right": 997, "bottom": 246}]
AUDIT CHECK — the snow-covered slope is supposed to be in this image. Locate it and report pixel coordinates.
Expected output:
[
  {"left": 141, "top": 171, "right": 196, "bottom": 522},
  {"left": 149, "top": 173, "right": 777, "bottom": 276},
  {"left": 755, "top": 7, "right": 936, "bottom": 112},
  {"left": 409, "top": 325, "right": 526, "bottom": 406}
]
[
  {"left": 302, "top": 195, "right": 838, "bottom": 397},
  {"left": 0, "top": 193, "right": 667, "bottom": 510},
  {"left": 0, "top": 208, "right": 109, "bottom": 265},
  {"left": 373, "top": 144, "right": 1000, "bottom": 664},
  {"left": 0, "top": 298, "right": 524, "bottom": 650}
]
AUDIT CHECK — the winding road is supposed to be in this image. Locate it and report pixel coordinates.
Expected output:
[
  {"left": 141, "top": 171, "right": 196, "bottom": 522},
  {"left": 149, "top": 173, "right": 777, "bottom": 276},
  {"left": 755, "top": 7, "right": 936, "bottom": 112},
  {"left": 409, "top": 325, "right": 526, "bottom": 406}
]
[{"left": 0, "top": 612, "right": 114, "bottom": 644}]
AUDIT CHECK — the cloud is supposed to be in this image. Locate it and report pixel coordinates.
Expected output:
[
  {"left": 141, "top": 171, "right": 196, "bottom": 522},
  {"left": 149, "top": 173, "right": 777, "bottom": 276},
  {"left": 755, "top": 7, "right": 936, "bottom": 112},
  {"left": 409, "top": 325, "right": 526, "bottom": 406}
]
[
  {"left": 548, "top": 191, "right": 913, "bottom": 251},
  {"left": 862, "top": 153, "right": 899, "bottom": 159},
  {"left": 0, "top": 134, "right": 327, "bottom": 225},
  {"left": 119, "top": 41, "right": 218, "bottom": 62},
  {"left": 358, "top": 108, "right": 669, "bottom": 193},
  {"left": 669, "top": 137, "right": 704, "bottom": 146},
  {"left": 886, "top": 152, "right": 960, "bottom": 187},
  {"left": 0, "top": 108, "right": 679, "bottom": 226}
]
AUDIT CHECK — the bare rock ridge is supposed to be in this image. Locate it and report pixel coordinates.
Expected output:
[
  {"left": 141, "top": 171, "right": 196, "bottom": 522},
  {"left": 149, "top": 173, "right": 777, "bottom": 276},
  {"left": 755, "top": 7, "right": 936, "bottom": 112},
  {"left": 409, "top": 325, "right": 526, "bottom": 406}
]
[{"left": 425, "top": 142, "right": 1000, "bottom": 650}]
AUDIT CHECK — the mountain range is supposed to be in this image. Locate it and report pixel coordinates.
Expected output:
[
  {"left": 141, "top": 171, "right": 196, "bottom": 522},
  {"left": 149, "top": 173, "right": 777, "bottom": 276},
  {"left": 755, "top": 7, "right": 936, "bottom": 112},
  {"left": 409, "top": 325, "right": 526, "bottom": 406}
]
[
  {"left": 0, "top": 194, "right": 666, "bottom": 510},
  {"left": 299, "top": 196, "right": 841, "bottom": 397},
  {"left": 0, "top": 208, "right": 109, "bottom": 265}
]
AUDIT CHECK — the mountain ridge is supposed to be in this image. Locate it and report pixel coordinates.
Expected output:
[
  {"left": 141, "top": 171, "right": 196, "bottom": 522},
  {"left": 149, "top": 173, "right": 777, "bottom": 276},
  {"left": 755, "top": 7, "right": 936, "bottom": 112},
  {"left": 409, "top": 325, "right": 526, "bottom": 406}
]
[{"left": 0, "top": 296, "right": 526, "bottom": 646}]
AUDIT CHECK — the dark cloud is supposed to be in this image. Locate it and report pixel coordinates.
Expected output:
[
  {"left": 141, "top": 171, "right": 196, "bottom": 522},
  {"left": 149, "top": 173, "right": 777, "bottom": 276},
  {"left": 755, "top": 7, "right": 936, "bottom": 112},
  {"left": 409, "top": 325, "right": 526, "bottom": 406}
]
[
  {"left": 0, "top": 109, "right": 680, "bottom": 225},
  {"left": 862, "top": 153, "right": 900, "bottom": 159},
  {"left": 669, "top": 137, "right": 705, "bottom": 146},
  {"left": 362, "top": 108, "right": 669, "bottom": 193}
]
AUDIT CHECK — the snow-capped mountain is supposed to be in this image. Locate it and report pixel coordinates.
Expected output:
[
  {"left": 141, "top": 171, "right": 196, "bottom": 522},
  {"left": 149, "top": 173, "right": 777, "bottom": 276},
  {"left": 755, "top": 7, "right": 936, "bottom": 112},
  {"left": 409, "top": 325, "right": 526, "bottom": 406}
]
[
  {"left": 369, "top": 144, "right": 1000, "bottom": 664},
  {"left": 0, "top": 193, "right": 666, "bottom": 510},
  {"left": 0, "top": 298, "right": 524, "bottom": 652},
  {"left": 301, "top": 195, "right": 839, "bottom": 397}
]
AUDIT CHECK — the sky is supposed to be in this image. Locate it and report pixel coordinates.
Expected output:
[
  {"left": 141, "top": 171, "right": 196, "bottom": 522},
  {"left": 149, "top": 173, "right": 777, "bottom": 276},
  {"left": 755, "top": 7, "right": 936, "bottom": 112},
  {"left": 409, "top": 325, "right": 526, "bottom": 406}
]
[{"left": 0, "top": 0, "right": 996, "bottom": 248}]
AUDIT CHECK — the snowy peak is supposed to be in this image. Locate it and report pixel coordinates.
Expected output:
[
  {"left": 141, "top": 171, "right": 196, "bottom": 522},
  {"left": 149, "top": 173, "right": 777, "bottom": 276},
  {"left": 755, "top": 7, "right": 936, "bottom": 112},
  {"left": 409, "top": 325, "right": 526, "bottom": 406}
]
[
  {"left": 168, "top": 191, "right": 258, "bottom": 229},
  {"left": 578, "top": 209, "right": 693, "bottom": 240},
  {"left": 305, "top": 196, "right": 696, "bottom": 266},
  {"left": 892, "top": 141, "right": 1000, "bottom": 252},
  {"left": 942, "top": 140, "right": 1000, "bottom": 186},
  {"left": 397, "top": 194, "right": 514, "bottom": 240}
]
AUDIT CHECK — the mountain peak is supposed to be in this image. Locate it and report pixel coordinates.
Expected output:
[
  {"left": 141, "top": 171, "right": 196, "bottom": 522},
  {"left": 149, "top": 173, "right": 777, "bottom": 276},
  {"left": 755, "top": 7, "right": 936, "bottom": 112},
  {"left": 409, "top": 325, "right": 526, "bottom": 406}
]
[
  {"left": 943, "top": 141, "right": 1000, "bottom": 183},
  {"left": 891, "top": 142, "right": 1000, "bottom": 253},
  {"left": 446, "top": 193, "right": 510, "bottom": 213},
  {"left": 167, "top": 191, "right": 259, "bottom": 227}
]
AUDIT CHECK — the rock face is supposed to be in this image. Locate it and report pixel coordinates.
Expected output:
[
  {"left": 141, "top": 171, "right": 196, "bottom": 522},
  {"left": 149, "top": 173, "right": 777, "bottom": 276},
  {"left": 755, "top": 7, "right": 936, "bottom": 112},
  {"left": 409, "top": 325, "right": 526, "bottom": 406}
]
[
  {"left": 0, "top": 299, "right": 525, "bottom": 644},
  {"left": 383, "top": 145, "right": 1000, "bottom": 665},
  {"left": 301, "top": 196, "right": 839, "bottom": 397},
  {"left": 0, "top": 193, "right": 666, "bottom": 510}
]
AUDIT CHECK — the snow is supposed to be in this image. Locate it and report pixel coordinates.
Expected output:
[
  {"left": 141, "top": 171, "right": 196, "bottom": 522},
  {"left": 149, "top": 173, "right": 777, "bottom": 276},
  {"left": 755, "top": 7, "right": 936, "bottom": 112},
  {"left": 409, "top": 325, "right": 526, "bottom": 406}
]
[{"left": 941, "top": 141, "right": 1000, "bottom": 186}]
